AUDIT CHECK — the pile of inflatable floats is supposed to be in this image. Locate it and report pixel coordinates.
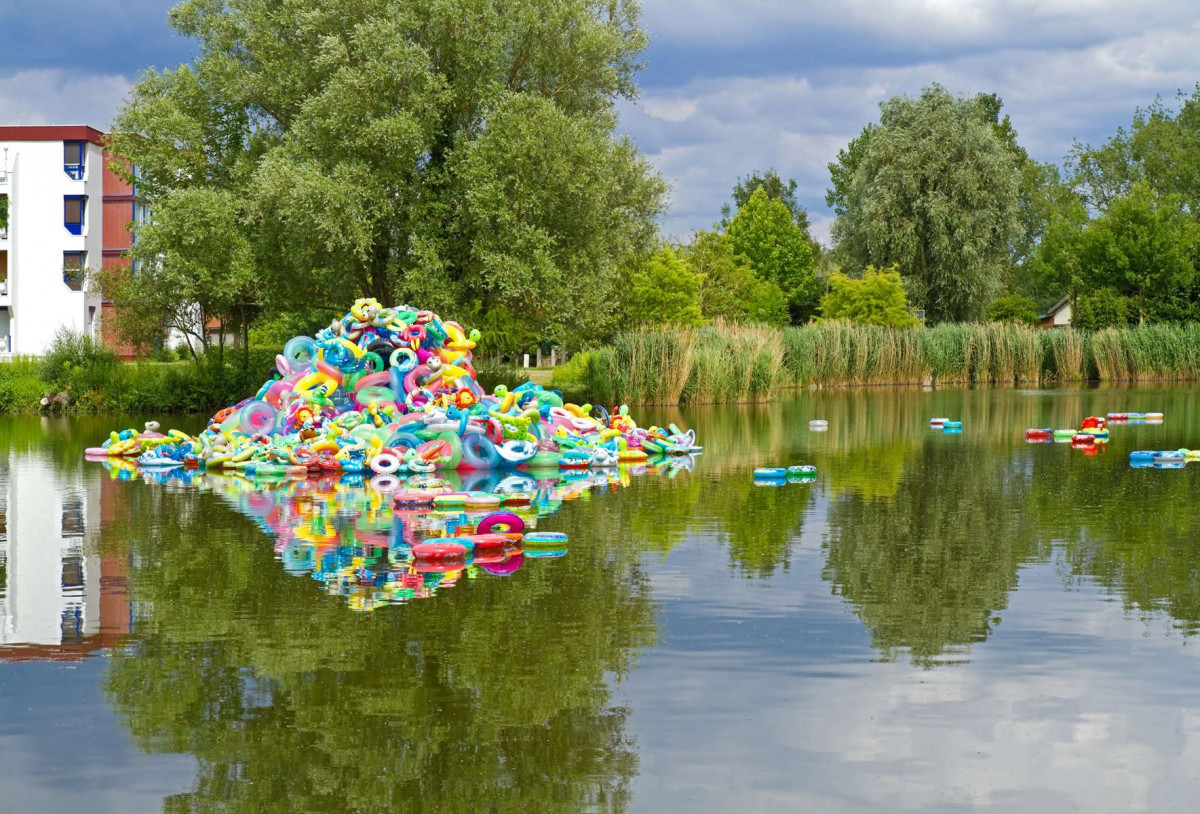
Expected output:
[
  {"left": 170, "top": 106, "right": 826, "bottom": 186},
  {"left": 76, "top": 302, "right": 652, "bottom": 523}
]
[{"left": 86, "top": 299, "right": 702, "bottom": 573}]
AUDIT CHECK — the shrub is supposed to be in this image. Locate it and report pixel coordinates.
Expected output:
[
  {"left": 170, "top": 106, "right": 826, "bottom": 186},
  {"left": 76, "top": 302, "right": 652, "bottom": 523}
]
[
  {"left": 985, "top": 294, "right": 1039, "bottom": 324},
  {"left": 1073, "top": 289, "right": 1132, "bottom": 331},
  {"left": 39, "top": 328, "right": 119, "bottom": 394},
  {"left": 819, "top": 265, "right": 918, "bottom": 328}
]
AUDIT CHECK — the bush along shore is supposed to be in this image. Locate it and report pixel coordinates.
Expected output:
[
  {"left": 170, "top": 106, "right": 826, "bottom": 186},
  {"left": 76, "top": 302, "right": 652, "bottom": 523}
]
[
  {"left": 582, "top": 321, "right": 1200, "bottom": 405},
  {"left": 5, "top": 321, "right": 1200, "bottom": 413}
]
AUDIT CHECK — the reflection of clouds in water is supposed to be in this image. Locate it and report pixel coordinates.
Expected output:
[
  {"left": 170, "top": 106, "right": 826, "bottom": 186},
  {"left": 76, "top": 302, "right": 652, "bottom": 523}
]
[{"left": 625, "top": 535, "right": 1200, "bottom": 813}]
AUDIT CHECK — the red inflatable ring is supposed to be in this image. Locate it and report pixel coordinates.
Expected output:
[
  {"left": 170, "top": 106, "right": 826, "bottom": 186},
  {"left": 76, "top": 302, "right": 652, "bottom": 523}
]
[
  {"left": 413, "top": 541, "right": 470, "bottom": 560},
  {"left": 467, "top": 534, "right": 509, "bottom": 551}
]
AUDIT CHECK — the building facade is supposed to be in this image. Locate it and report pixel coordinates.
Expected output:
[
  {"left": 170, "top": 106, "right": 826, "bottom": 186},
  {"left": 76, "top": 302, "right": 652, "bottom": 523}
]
[
  {"left": 0, "top": 435, "right": 131, "bottom": 660},
  {"left": 0, "top": 125, "right": 139, "bottom": 358}
]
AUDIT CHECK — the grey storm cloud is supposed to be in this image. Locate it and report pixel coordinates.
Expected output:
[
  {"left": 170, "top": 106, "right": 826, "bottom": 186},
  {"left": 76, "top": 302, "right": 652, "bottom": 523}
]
[{"left": 2, "top": 0, "right": 1199, "bottom": 243}]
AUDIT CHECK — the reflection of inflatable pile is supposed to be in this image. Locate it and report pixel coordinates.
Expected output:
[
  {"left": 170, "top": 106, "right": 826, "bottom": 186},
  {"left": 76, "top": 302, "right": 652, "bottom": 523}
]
[
  {"left": 86, "top": 299, "right": 701, "bottom": 476},
  {"left": 98, "top": 456, "right": 698, "bottom": 612}
]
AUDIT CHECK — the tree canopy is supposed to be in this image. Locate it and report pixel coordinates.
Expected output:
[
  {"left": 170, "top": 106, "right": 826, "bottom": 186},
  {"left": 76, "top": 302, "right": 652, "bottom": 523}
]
[
  {"left": 826, "top": 85, "right": 1023, "bottom": 323},
  {"left": 625, "top": 247, "right": 704, "bottom": 327},
  {"left": 726, "top": 187, "right": 820, "bottom": 324},
  {"left": 105, "top": 0, "right": 664, "bottom": 352}
]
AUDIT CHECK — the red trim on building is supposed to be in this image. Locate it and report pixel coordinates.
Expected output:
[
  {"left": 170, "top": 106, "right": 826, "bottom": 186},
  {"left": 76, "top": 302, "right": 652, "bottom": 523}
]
[{"left": 0, "top": 125, "right": 105, "bottom": 145}]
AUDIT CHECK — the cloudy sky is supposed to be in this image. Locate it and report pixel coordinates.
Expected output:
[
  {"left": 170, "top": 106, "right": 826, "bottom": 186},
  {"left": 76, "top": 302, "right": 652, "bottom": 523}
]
[{"left": 3, "top": 0, "right": 1199, "bottom": 242}]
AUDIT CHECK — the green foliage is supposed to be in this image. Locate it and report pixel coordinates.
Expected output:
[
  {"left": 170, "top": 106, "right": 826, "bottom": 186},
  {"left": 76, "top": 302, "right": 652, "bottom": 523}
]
[
  {"left": 96, "top": 186, "right": 258, "bottom": 357},
  {"left": 109, "top": 0, "right": 664, "bottom": 351},
  {"left": 722, "top": 169, "right": 815, "bottom": 239},
  {"left": 1070, "top": 85, "right": 1200, "bottom": 213},
  {"left": 460, "top": 302, "right": 541, "bottom": 359},
  {"left": 827, "top": 85, "right": 1023, "bottom": 323},
  {"left": 1075, "top": 184, "right": 1199, "bottom": 323},
  {"left": 624, "top": 247, "right": 703, "bottom": 327},
  {"left": 0, "top": 193, "right": 8, "bottom": 230},
  {"left": 688, "top": 232, "right": 789, "bottom": 326},
  {"left": 0, "top": 358, "right": 49, "bottom": 412},
  {"left": 473, "top": 359, "right": 529, "bottom": 393},
  {"left": 549, "top": 351, "right": 592, "bottom": 389},
  {"left": 726, "top": 187, "right": 820, "bottom": 323},
  {"left": 1072, "top": 289, "right": 1132, "bottom": 331},
  {"left": 985, "top": 294, "right": 1039, "bottom": 324},
  {"left": 819, "top": 265, "right": 918, "bottom": 327},
  {"left": 39, "top": 328, "right": 119, "bottom": 393}
]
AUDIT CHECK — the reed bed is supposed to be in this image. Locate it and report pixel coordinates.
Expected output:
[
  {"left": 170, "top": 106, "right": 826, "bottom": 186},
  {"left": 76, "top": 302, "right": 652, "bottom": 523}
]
[{"left": 583, "top": 320, "right": 1200, "bottom": 404}]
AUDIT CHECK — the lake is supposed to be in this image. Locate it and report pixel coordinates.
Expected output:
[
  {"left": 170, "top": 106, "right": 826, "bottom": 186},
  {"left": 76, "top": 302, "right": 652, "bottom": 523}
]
[{"left": 1, "top": 385, "right": 1199, "bottom": 813}]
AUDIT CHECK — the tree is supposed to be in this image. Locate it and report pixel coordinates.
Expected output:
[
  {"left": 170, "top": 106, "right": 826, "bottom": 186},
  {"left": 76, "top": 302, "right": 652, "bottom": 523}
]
[
  {"left": 1070, "top": 86, "right": 1200, "bottom": 215},
  {"left": 722, "top": 169, "right": 815, "bottom": 238},
  {"left": 985, "top": 294, "right": 1039, "bottom": 324},
  {"left": 687, "top": 232, "right": 789, "bottom": 326},
  {"left": 826, "top": 85, "right": 1023, "bottom": 323},
  {"left": 624, "top": 247, "right": 703, "bottom": 326},
  {"left": 107, "top": 0, "right": 664, "bottom": 350},
  {"left": 1076, "top": 184, "right": 1198, "bottom": 324},
  {"left": 96, "top": 187, "right": 259, "bottom": 362},
  {"left": 726, "top": 187, "right": 820, "bottom": 323},
  {"left": 819, "top": 265, "right": 918, "bottom": 327},
  {"left": 1072, "top": 289, "right": 1132, "bottom": 331}
]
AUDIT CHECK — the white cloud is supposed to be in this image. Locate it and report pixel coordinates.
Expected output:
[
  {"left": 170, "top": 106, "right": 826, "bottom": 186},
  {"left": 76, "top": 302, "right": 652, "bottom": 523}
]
[
  {"left": 623, "top": 541, "right": 1200, "bottom": 812},
  {"left": 642, "top": 0, "right": 1200, "bottom": 50},
  {"left": 625, "top": 20, "right": 1200, "bottom": 241},
  {"left": 641, "top": 97, "right": 699, "bottom": 122},
  {"left": 0, "top": 69, "right": 130, "bottom": 129}
]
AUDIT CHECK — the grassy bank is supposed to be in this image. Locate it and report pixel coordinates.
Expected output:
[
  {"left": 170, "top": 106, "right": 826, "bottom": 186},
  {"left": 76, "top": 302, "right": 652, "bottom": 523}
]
[
  {"left": 0, "top": 353, "right": 276, "bottom": 414},
  {"left": 582, "top": 321, "right": 1200, "bottom": 405}
]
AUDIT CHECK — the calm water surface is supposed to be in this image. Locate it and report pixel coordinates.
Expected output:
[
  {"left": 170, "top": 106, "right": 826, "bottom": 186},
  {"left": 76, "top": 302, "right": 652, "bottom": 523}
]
[{"left": 2, "top": 387, "right": 1200, "bottom": 812}]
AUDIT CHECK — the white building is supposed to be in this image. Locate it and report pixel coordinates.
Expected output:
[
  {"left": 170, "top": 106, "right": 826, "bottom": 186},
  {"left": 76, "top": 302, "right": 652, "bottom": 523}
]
[
  {"left": 0, "top": 432, "right": 102, "bottom": 652},
  {"left": 0, "top": 125, "right": 137, "bottom": 357}
]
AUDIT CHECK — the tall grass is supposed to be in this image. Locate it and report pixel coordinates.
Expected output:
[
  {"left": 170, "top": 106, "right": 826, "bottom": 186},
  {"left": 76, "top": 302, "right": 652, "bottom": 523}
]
[
  {"left": 583, "top": 320, "right": 1200, "bottom": 404},
  {"left": 587, "top": 322, "right": 784, "bottom": 405}
]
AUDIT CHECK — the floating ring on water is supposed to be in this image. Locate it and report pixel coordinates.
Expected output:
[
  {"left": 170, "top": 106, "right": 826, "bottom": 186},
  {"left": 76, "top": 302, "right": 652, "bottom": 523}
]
[
  {"left": 369, "top": 453, "right": 401, "bottom": 475},
  {"left": 524, "top": 531, "right": 569, "bottom": 545},
  {"left": 477, "top": 512, "right": 525, "bottom": 535}
]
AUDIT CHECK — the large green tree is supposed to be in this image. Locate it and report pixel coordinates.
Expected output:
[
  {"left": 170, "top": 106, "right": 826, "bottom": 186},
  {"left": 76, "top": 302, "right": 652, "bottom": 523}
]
[
  {"left": 1070, "top": 86, "right": 1200, "bottom": 215},
  {"left": 687, "top": 232, "right": 789, "bottom": 326},
  {"left": 106, "top": 0, "right": 664, "bottom": 350},
  {"left": 725, "top": 187, "right": 820, "bottom": 323},
  {"left": 1076, "top": 184, "right": 1199, "bottom": 324},
  {"left": 826, "top": 85, "right": 1023, "bottom": 323},
  {"left": 721, "top": 168, "right": 816, "bottom": 239}
]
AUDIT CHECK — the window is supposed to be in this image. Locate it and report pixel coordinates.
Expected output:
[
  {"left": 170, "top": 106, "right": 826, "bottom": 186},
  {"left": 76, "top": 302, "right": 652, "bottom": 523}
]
[
  {"left": 63, "top": 251, "right": 86, "bottom": 291},
  {"left": 64, "top": 195, "right": 86, "bottom": 235},
  {"left": 64, "top": 141, "right": 85, "bottom": 179}
]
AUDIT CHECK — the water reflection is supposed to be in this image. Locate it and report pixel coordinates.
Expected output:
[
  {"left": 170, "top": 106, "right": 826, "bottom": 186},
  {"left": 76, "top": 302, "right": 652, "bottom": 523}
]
[
  {"left": 96, "top": 455, "right": 696, "bottom": 612},
  {"left": 2, "top": 386, "right": 1200, "bottom": 812}
]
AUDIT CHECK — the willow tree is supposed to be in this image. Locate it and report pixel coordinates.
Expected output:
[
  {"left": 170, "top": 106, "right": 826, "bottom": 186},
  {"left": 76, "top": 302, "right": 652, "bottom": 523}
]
[
  {"left": 826, "top": 85, "right": 1023, "bottom": 323},
  {"left": 106, "top": 0, "right": 664, "bottom": 347}
]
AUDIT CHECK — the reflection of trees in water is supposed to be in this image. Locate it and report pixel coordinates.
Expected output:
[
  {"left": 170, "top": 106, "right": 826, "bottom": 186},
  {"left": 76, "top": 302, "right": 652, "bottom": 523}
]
[
  {"left": 677, "top": 387, "right": 1200, "bottom": 663},
  {"left": 1027, "top": 458, "right": 1200, "bottom": 633},
  {"left": 820, "top": 444, "right": 1045, "bottom": 666},
  {"left": 101, "top": 485, "right": 655, "bottom": 812}
]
